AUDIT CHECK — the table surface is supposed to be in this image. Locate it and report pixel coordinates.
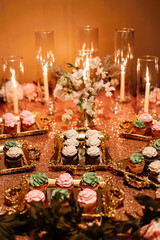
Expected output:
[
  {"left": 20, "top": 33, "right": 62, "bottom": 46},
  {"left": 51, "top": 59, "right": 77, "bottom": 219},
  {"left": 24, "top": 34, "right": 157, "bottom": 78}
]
[{"left": 0, "top": 92, "right": 159, "bottom": 239}]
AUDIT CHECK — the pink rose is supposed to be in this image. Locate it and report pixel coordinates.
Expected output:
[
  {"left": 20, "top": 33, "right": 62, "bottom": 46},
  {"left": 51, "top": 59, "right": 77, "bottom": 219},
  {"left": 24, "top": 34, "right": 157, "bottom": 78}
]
[
  {"left": 23, "top": 83, "right": 37, "bottom": 97},
  {"left": 140, "top": 219, "right": 160, "bottom": 240}
]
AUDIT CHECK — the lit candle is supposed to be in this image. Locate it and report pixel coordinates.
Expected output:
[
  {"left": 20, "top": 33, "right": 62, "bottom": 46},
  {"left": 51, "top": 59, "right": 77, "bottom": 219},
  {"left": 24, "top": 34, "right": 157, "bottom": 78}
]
[
  {"left": 43, "top": 64, "right": 49, "bottom": 101},
  {"left": 120, "top": 64, "right": 125, "bottom": 100},
  {"left": 83, "top": 55, "right": 90, "bottom": 84},
  {"left": 10, "top": 68, "right": 19, "bottom": 115},
  {"left": 144, "top": 67, "right": 150, "bottom": 113}
]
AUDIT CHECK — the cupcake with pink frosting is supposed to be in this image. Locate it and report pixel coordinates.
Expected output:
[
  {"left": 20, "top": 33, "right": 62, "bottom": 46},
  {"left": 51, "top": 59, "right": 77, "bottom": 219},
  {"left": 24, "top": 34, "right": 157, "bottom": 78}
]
[
  {"left": 55, "top": 173, "right": 74, "bottom": 193},
  {"left": 21, "top": 115, "right": 35, "bottom": 131},
  {"left": 77, "top": 188, "right": 98, "bottom": 213},
  {"left": 25, "top": 190, "right": 46, "bottom": 209},
  {"left": 151, "top": 122, "right": 160, "bottom": 138},
  {"left": 20, "top": 110, "right": 32, "bottom": 120},
  {"left": 139, "top": 113, "right": 153, "bottom": 129},
  {"left": 4, "top": 116, "right": 17, "bottom": 134},
  {"left": 2, "top": 113, "right": 15, "bottom": 122}
]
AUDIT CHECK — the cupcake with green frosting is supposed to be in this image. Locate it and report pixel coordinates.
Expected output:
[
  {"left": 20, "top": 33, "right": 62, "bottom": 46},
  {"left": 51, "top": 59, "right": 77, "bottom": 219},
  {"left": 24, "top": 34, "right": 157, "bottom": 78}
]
[
  {"left": 133, "top": 120, "right": 146, "bottom": 135},
  {"left": 51, "top": 188, "right": 70, "bottom": 204},
  {"left": 3, "top": 140, "right": 17, "bottom": 155},
  {"left": 80, "top": 172, "right": 100, "bottom": 191},
  {"left": 158, "top": 115, "right": 160, "bottom": 121},
  {"left": 128, "top": 153, "right": 145, "bottom": 174},
  {"left": 154, "top": 139, "right": 160, "bottom": 157},
  {"left": 29, "top": 173, "right": 48, "bottom": 193}
]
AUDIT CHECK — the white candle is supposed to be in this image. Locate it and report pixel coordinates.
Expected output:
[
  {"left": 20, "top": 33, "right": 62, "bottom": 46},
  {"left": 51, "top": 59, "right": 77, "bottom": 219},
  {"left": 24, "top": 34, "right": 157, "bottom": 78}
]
[
  {"left": 120, "top": 64, "right": 125, "bottom": 100},
  {"left": 83, "top": 55, "right": 90, "bottom": 84},
  {"left": 144, "top": 67, "right": 150, "bottom": 113},
  {"left": 10, "top": 68, "right": 19, "bottom": 114},
  {"left": 43, "top": 64, "right": 49, "bottom": 101}
]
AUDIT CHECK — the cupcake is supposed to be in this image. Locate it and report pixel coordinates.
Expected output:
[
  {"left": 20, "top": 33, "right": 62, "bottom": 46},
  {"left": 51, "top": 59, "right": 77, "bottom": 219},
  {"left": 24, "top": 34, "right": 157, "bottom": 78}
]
[
  {"left": 154, "top": 139, "right": 160, "bottom": 157},
  {"left": 3, "top": 140, "right": 18, "bottom": 155},
  {"left": 85, "top": 130, "right": 100, "bottom": 139},
  {"left": 5, "top": 147, "right": 22, "bottom": 168},
  {"left": 55, "top": 173, "right": 74, "bottom": 193},
  {"left": 51, "top": 188, "right": 70, "bottom": 205},
  {"left": 21, "top": 116, "right": 36, "bottom": 131},
  {"left": 25, "top": 190, "right": 46, "bottom": 209},
  {"left": 29, "top": 173, "right": 48, "bottom": 193},
  {"left": 85, "top": 146, "right": 100, "bottom": 165},
  {"left": 151, "top": 122, "right": 160, "bottom": 138},
  {"left": 85, "top": 137, "right": 101, "bottom": 148},
  {"left": 2, "top": 113, "right": 15, "bottom": 122},
  {"left": 80, "top": 172, "right": 100, "bottom": 191},
  {"left": 158, "top": 114, "right": 160, "bottom": 121},
  {"left": 63, "top": 137, "right": 79, "bottom": 149},
  {"left": 61, "top": 146, "right": 78, "bottom": 165},
  {"left": 77, "top": 188, "right": 98, "bottom": 213},
  {"left": 20, "top": 110, "right": 32, "bottom": 120},
  {"left": 142, "top": 147, "right": 158, "bottom": 169},
  {"left": 139, "top": 113, "right": 153, "bottom": 129},
  {"left": 64, "top": 129, "right": 78, "bottom": 140},
  {"left": 4, "top": 117, "right": 17, "bottom": 134},
  {"left": 133, "top": 120, "right": 146, "bottom": 135},
  {"left": 128, "top": 153, "right": 145, "bottom": 174},
  {"left": 148, "top": 160, "right": 160, "bottom": 183}
]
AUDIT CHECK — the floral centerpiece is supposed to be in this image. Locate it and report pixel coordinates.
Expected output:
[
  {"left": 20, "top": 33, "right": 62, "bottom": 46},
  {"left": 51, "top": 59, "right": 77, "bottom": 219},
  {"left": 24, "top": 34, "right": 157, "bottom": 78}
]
[{"left": 54, "top": 55, "right": 119, "bottom": 125}]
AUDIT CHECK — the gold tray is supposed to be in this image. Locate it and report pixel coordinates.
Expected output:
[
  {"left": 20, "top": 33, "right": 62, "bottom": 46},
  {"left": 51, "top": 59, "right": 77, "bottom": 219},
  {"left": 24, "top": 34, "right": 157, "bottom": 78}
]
[
  {"left": 0, "top": 140, "right": 40, "bottom": 175},
  {"left": 5, "top": 175, "right": 124, "bottom": 218},
  {"left": 49, "top": 128, "right": 112, "bottom": 173},
  {"left": 111, "top": 140, "right": 160, "bottom": 189},
  {"left": 119, "top": 116, "right": 157, "bottom": 141},
  {"left": 0, "top": 112, "right": 50, "bottom": 139}
]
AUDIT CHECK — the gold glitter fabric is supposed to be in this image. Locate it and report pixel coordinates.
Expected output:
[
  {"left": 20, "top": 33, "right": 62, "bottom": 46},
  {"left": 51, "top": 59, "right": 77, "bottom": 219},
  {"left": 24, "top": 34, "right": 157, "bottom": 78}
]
[{"left": 0, "top": 93, "right": 159, "bottom": 240}]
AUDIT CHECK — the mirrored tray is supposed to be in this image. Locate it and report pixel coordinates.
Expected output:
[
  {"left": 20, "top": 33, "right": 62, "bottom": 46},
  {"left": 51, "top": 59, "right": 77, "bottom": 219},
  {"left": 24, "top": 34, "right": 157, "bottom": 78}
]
[
  {"left": 5, "top": 175, "right": 124, "bottom": 218},
  {"left": 0, "top": 140, "right": 40, "bottom": 175},
  {"left": 49, "top": 128, "right": 112, "bottom": 173},
  {"left": 119, "top": 116, "right": 158, "bottom": 141},
  {"left": 0, "top": 112, "right": 50, "bottom": 139},
  {"left": 111, "top": 140, "right": 160, "bottom": 189}
]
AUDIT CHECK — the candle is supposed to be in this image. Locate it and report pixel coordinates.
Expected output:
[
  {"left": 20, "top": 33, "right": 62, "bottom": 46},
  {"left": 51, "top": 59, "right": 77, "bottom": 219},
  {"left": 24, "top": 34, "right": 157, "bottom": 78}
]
[
  {"left": 144, "top": 67, "right": 150, "bottom": 113},
  {"left": 10, "top": 68, "right": 19, "bottom": 114},
  {"left": 43, "top": 64, "right": 49, "bottom": 101},
  {"left": 83, "top": 55, "right": 90, "bottom": 84},
  {"left": 120, "top": 64, "right": 125, "bottom": 100}
]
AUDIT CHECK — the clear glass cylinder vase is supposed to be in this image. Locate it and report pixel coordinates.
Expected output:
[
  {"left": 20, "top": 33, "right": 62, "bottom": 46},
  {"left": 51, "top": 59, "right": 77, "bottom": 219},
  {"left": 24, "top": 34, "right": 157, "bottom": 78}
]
[
  {"left": 115, "top": 28, "right": 134, "bottom": 102},
  {"left": 137, "top": 55, "right": 159, "bottom": 116},
  {"left": 2, "top": 56, "right": 24, "bottom": 114},
  {"left": 35, "top": 31, "right": 55, "bottom": 103}
]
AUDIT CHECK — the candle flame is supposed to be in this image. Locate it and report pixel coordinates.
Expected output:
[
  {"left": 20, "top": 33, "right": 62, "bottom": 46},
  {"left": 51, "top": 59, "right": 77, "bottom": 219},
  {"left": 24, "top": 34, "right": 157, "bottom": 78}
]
[
  {"left": 10, "top": 68, "right": 16, "bottom": 86},
  {"left": 146, "top": 67, "right": 149, "bottom": 83},
  {"left": 43, "top": 64, "right": 48, "bottom": 73},
  {"left": 121, "top": 64, "right": 125, "bottom": 72}
]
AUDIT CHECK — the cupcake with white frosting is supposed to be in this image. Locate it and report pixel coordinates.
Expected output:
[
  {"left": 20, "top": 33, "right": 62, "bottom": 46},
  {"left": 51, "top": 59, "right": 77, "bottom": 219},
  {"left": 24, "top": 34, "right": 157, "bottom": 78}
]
[
  {"left": 148, "top": 160, "right": 160, "bottom": 183},
  {"left": 85, "top": 146, "right": 100, "bottom": 165},
  {"left": 85, "top": 137, "right": 101, "bottom": 149},
  {"left": 142, "top": 147, "right": 158, "bottom": 168},
  {"left": 21, "top": 115, "right": 35, "bottom": 131},
  {"left": 85, "top": 129, "right": 100, "bottom": 139},
  {"left": 64, "top": 129, "right": 78, "bottom": 140},
  {"left": 63, "top": 137, "right": 79, "bottom": 149},
  {"left": 61, "top": 145, "right": 78, "bottom": 165},
  {"left": 5, "top": 146, "right": 22, "bottom": 168}
]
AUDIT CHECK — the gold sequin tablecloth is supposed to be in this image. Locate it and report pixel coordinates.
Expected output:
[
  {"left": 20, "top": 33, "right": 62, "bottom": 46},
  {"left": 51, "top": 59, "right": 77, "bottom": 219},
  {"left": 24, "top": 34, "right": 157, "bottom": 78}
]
[{"left": 0, "top": 93, "right": 159, "bottom": 239}]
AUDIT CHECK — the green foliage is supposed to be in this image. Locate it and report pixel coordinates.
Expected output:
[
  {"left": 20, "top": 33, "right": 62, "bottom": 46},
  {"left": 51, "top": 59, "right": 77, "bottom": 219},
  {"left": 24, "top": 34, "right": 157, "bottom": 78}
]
[{"left": 0, "top": 194, "right": 160, "bottom": 240}]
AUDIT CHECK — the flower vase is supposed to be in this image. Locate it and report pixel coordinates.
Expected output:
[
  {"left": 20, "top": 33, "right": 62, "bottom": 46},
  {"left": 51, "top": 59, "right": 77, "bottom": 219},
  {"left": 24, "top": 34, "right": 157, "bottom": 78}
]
[{"left": 77, "top": 111, "right": 95, "bottom": 128}]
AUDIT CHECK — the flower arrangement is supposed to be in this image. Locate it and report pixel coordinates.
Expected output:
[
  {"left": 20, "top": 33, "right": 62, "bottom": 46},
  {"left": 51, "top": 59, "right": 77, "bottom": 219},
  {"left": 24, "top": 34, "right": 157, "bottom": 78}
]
[{"left": 53, "top": 55, "right": 119, "bottom": 125}]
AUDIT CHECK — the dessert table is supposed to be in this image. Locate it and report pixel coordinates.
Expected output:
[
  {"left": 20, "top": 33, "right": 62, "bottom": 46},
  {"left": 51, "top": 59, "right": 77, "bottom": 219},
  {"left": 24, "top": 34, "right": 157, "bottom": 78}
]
[{"left": 0, "top": 92, "right": 159, "bottom": 239}]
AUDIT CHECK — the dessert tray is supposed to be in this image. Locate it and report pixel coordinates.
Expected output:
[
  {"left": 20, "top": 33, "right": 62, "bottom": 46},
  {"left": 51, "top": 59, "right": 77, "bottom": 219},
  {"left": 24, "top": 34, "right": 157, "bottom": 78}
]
[
  {"left": 5, "top": 175, "right": 124, "bottom": 218},
  {"left": 0, "top": 140, "right": 40, "bottom": 175},
  {"left": 110, "top": 139, "right": 160, "bottom": 189},
  {"left": 49, "top": 127, "right": 112, "bottom": 173},
  {"left": 119, "top": 116, "right": 158, "bottom": 141},
  {"left": 0, "top": 112, "right": 50, "bottom": 139}
]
